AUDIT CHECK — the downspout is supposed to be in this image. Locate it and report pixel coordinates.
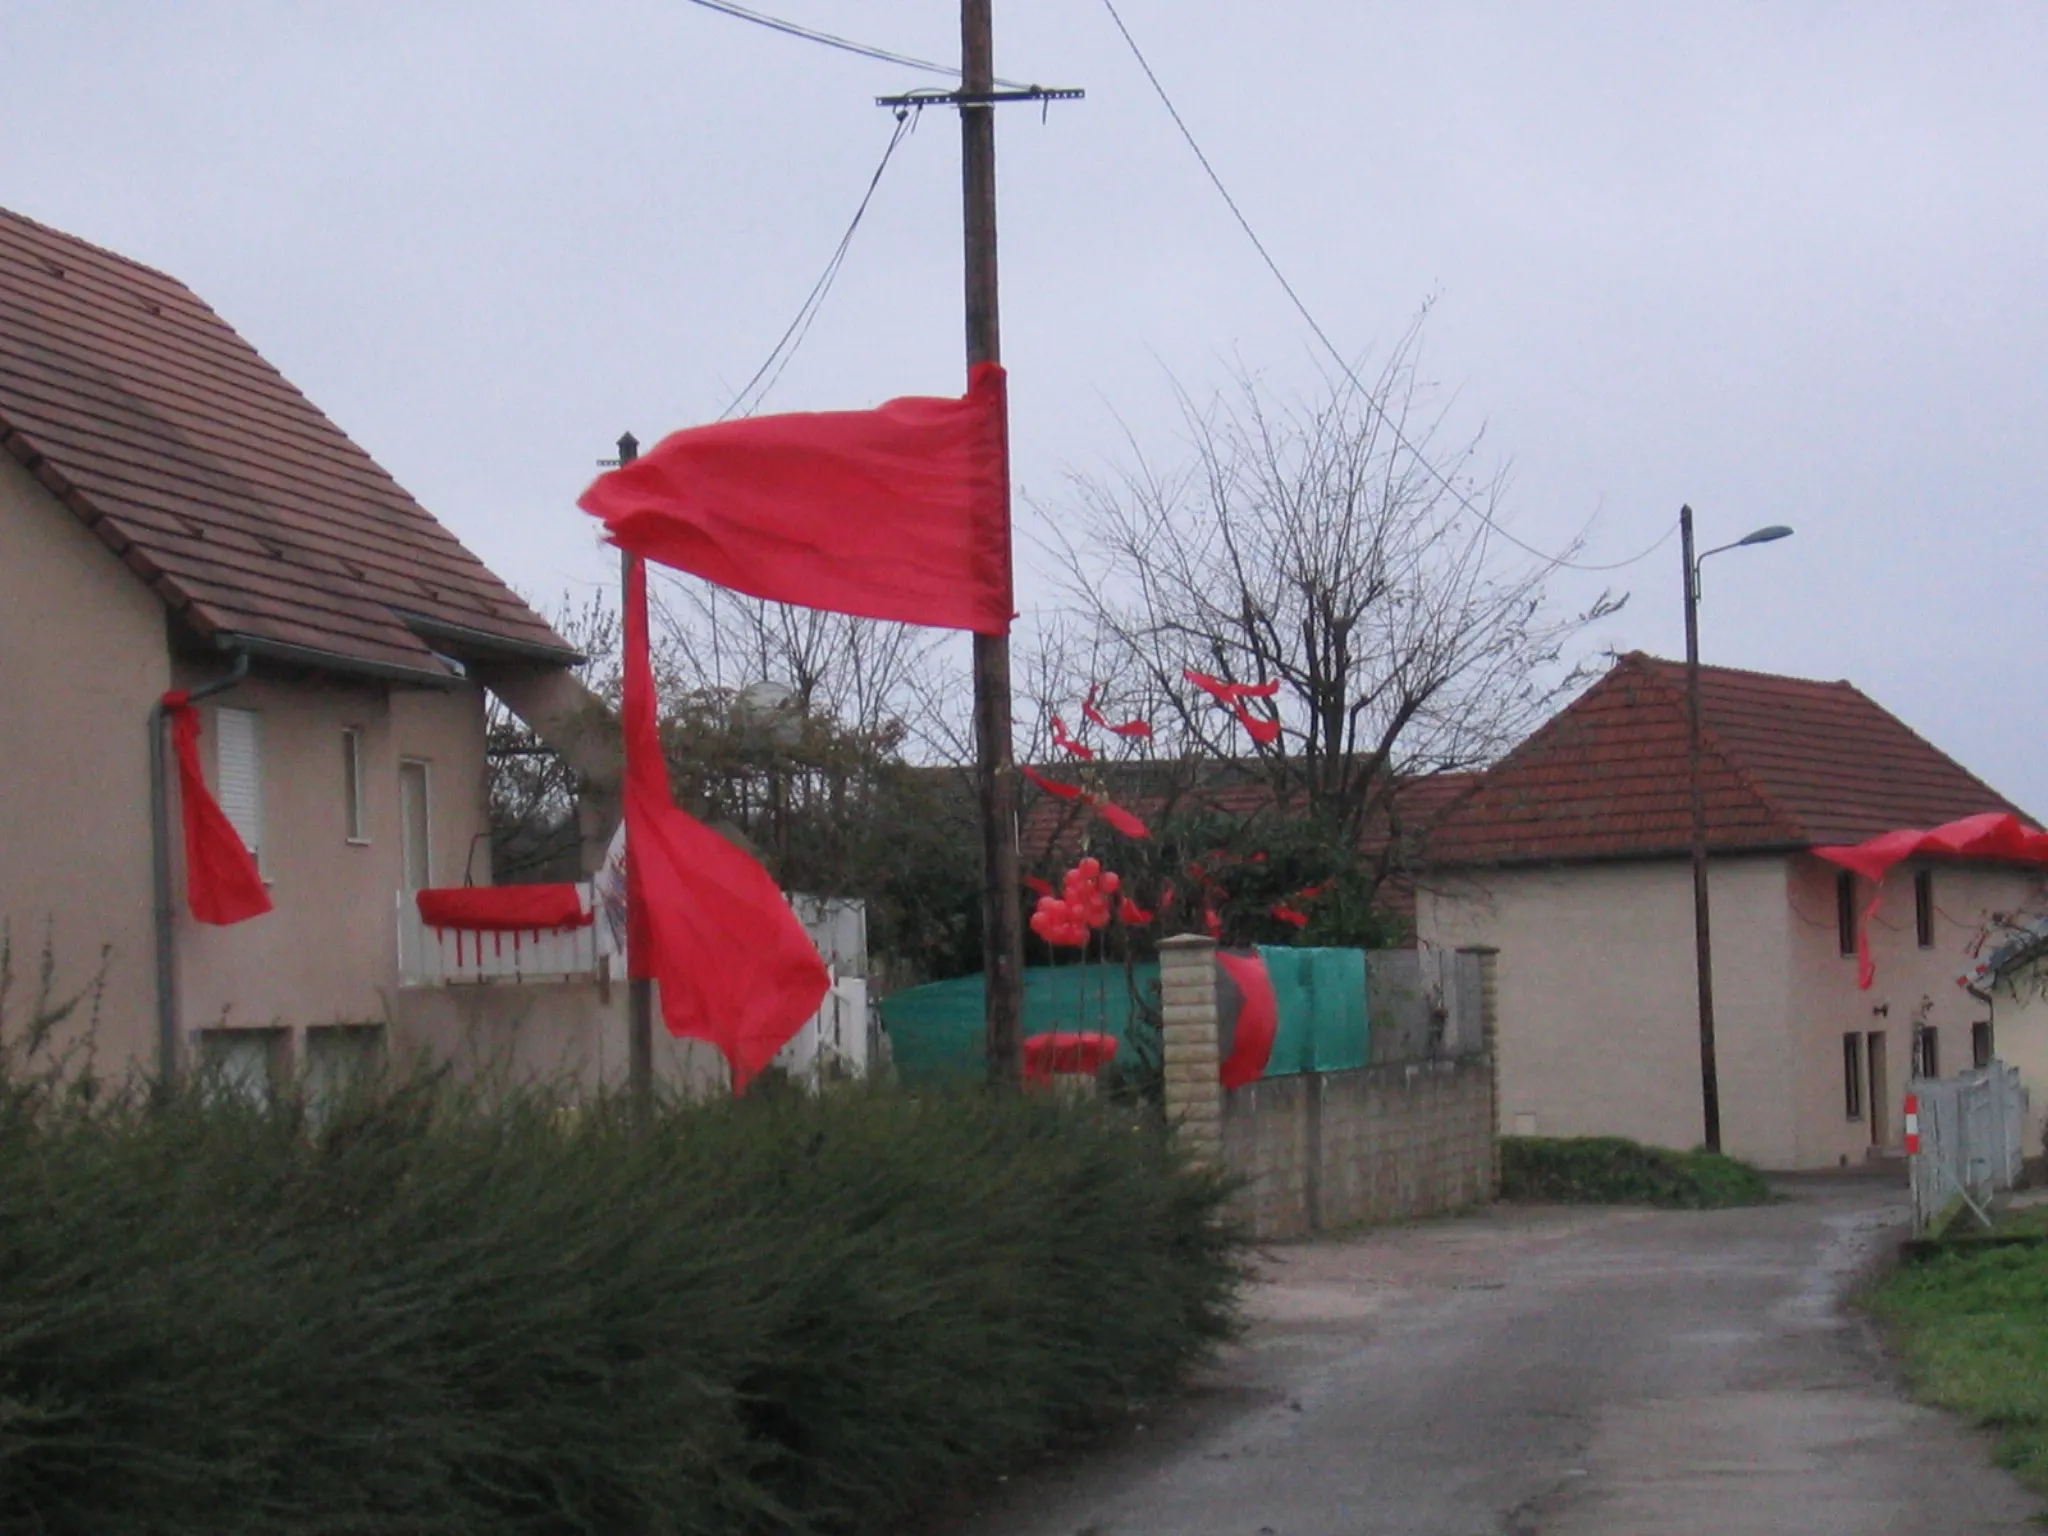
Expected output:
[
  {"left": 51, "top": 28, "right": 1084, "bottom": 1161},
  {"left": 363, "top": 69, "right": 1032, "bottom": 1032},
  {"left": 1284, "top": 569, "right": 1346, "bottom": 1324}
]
[{"left": 149, "top": 651, "right": 251, "bottom": 1085}]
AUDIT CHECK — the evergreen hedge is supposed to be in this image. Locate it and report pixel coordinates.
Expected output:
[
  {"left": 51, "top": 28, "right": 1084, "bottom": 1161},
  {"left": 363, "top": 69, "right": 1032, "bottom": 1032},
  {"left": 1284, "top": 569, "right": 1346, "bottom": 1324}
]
[
  {"left": 0, "top": 1054, "right": 1245, "bottom": 1535},
  {"left": 1499, "top": 1135, "right": 1774, "bottom": 1208}
]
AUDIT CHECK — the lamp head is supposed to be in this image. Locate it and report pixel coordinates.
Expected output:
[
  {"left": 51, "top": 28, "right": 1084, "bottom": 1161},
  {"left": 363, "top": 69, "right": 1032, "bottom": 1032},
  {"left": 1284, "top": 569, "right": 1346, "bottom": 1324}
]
[{"left": 1737, "top": 525, "right": 1794, "bottom": 547}]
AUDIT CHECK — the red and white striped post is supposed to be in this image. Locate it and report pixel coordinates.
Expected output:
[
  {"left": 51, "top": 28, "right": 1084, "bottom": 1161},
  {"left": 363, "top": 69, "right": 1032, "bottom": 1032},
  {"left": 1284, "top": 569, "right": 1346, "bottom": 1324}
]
[{"left": 1904, "top": 1092, "right": 1921, "bottom": 1156}]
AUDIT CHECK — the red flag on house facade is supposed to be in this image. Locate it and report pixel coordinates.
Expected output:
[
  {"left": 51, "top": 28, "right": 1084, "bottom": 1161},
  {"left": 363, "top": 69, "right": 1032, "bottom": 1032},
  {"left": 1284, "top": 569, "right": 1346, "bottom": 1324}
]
[{"left": 162, "top": 693, "right": 273, "bottom": 926}]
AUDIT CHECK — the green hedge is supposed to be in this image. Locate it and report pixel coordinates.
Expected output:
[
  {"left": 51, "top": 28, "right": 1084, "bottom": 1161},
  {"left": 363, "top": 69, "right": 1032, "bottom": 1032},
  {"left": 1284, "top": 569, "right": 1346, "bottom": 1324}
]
[
  {"left": 1499, "top": 1135, "right": 1774, "bottom": 1209},
  {"left": 0, "top": 1064, "right": 1246, "bottom": 1535}
]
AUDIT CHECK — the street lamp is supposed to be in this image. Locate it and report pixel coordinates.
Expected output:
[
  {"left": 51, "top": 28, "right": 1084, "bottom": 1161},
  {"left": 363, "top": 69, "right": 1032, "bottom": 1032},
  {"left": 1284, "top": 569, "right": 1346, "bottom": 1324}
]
[{"left": 1680, "top": 506, "right": 1793, "bottom": 1153}]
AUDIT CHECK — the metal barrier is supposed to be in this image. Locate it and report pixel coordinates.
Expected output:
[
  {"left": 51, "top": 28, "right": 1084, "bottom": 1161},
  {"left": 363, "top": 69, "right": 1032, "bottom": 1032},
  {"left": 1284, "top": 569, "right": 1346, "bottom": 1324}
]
[{"left": 1909, "top": 1061, "right": 2029, "bottom": 1235}]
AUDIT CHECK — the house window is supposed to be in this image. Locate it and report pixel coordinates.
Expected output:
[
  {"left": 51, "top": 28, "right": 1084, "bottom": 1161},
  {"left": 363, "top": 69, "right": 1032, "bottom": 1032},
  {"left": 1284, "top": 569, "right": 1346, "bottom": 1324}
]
[
  {"left": 1843, "top": 1032, "right": 1864, "bottom": 1120},
  {"left": 1913, "top": 1026, "right": 1939, "bottom": 1080},
  {"left": 399, "top": 759, "right": 432, "bottom": 890},
  {"left": 343, "top": 728, "right": 367, "bottom": 843},
  {"left": 305, "top": 1024, "right": 384, "bottom": 1117},
  {"left": 215, "top": 706, "right": 264, "bottom": 870},
  {"left": 197, "top": 1027, "right": 286, "bottom": 1103},
  {"left": 1914, "top": 870, "right": 1934, "bottom": 949},
  {"left": 1836, "top": 870, "right": 1858, "bottom": 957},
  {"left": 1973, "top": 1020, "right": 1995, "bottom": 1070}
]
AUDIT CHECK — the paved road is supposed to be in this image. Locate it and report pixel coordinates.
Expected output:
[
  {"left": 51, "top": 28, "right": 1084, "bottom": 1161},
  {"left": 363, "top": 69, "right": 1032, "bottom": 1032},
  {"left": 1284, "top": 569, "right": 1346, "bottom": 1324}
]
[{"left": 961, "top": 1175, "right": 2039, "bottom": 1536}]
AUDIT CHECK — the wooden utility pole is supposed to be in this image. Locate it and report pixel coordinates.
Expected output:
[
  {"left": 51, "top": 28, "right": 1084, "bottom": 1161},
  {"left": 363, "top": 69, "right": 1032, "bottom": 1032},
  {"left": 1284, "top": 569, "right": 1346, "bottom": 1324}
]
[
  {"left": 1680, "top": 504, "right": 1720, "bottom": 1154},
  {"left": 961, "top": 0, "right": 1025, "bottom": 1089},
  {"left": 618, "top": 429, "right": 655, "bottom": 1113}
]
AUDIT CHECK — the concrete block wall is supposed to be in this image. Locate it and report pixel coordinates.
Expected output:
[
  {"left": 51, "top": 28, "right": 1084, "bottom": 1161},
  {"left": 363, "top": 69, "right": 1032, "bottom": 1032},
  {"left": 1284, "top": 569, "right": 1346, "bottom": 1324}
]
[{"left": 1223, "top": 1055, "right": 1497, "bottom": 1241}]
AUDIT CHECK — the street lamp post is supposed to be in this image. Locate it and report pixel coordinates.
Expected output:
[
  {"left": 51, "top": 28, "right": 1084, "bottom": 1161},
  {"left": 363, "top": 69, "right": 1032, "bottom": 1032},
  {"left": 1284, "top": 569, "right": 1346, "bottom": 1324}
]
[{"left": 1681, "top": 506, "right": 1793, "bottom": 1154}]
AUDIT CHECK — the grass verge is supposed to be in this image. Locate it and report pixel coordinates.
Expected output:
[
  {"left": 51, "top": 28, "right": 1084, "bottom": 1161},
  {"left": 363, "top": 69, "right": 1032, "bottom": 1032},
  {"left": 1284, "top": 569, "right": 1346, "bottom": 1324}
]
[
  {"left": 1868, "top": 1242, "right": 2048, "bottom": 1494},
  {"left": 1499, "top": 1135, "right": 1774, "bottom": 1208}
]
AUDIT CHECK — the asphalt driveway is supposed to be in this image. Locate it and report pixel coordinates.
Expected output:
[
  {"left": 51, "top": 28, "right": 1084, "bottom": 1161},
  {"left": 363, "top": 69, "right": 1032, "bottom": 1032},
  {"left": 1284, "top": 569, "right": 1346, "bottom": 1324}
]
[{"left": 958, "top": 1173, "right": 2039, "bottom": 1536}]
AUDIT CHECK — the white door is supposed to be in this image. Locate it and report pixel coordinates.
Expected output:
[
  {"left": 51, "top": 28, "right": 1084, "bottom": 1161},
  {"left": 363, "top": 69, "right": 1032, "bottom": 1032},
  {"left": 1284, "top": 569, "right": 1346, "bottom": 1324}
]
[{"left": 398, "top": 760, "right": 432, "bottom": 890}]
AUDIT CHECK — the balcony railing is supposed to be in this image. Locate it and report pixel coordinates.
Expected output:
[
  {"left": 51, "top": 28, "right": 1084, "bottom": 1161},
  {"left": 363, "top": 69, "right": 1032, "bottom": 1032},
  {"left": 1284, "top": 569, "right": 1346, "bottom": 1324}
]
[{"left": 397, "top": 886, "right": 600, "bottom": 987}]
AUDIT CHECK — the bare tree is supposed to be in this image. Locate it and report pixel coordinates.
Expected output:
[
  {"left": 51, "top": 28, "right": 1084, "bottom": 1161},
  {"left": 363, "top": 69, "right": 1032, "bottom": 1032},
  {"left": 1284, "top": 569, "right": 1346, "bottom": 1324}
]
[{"left": 1043, "top": 331, "right": 1617, "bottom": 849}]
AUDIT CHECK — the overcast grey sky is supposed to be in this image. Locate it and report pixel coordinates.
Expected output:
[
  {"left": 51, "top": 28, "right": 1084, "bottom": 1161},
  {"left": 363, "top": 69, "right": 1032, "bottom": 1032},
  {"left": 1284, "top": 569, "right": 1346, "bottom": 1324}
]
[{"left": 8, "top": 2, "right": 2045, "bottom": 811}]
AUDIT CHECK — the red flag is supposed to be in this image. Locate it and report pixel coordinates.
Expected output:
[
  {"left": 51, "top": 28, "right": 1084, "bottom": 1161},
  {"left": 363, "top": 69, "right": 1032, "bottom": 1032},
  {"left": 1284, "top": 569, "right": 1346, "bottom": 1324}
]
[
  {"left": 1217, "top": 950, "right": 1278, "bottom": 1088},
  {"left": 622, "top": 562, "right": 830, "bottom": 1091},
  {"left": 1051, "top": 714, "right": 1095, "bottom": 761},
  {"left": 1024, "top": 875, "right": 1054, "bottom": 898},
  {"left": 1018, "top": 766, "right": 1150, "bottom": 840},
  {"left": 1082, "top": 684, "right": 1154, "bottom": 739},
  {"left": 163, "top": 694, "right": 272, "bottom": 926},
  {"left": 1815, "top": 813, "right": 2048, "bottom": 989},
  {"left": 1184, "top": 669, "right": 1282, "bottom": 745},
  {"left": 1118, "top": 894, "right": 1155, "bottom": 926},
  {"left": 1270, "top": 903, "right": 1311, "bottom": 929},
  {"left": 582, "top": 365, "right": 1012, "bottom": 635}
]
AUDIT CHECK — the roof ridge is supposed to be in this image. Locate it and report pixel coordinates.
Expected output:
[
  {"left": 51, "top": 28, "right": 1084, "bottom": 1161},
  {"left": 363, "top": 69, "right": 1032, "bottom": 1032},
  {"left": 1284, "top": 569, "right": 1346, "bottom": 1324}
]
[
  {"left": 0, "top": 207, "right": 187, "bottom": 292},
  {"left": 1626, "top": 649, "right": 1855, "bottom": 692},
  {"left": 1616, "top": 652, "right": 1811, "bottom": 842}
]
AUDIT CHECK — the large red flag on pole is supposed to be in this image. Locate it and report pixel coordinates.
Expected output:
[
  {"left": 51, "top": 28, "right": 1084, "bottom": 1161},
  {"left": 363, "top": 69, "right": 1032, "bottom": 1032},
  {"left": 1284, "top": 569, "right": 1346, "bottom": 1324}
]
[
  {"left": 581, "top": 364, "right": 1013, "bottom": 635},
  {"left": 619, "top": 560, "right": 830, "bottom": 1090}
]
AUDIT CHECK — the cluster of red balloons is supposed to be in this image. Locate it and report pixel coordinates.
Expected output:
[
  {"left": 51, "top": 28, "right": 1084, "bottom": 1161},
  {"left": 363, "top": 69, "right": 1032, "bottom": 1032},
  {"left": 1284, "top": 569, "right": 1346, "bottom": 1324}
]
[{"left": 1028, "top": 857, "right": 1123, "bottom": 948}]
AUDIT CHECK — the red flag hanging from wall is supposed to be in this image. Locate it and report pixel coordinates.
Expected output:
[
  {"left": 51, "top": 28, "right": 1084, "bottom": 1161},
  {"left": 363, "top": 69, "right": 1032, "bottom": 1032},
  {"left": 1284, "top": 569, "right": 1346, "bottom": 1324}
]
[
  {"left": 162, "top": 693, "right": 273, "bottom": 926},
  {"left": 581, "top": 365, "right": 1013, "bottom": 635},
  {"left": 620, "top": 561, "right": 831, "bottom": 1091}
]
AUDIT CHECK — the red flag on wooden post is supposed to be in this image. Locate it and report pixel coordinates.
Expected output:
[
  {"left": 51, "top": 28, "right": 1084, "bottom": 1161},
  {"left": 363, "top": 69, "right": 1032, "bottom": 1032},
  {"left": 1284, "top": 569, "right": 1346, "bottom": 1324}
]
[{"left": 582, "top": 365, "right": 1013, "bottom": 635}]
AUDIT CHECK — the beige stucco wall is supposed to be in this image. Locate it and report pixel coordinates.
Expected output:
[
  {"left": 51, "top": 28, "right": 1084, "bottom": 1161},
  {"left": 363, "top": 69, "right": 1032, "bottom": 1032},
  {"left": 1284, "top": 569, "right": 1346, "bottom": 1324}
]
[
  {"left": 1782, "top": 856, "right": 2034, "bottom": 1167},
  {"left": 173, "top": 669, "right": 491, "bottom": 1039},
  {"left": 0, "top": 454, "right": 167, "bottom": 1072},
  {"left": 1417, "top": 857, "right": 1799, "bottom": 1165},
  {"left": 1982, "top": 973, "right": 2048, "bottom": 1159},
  {"left": 1419, "top": 853, "right": 2039, "bottom": 1170}
]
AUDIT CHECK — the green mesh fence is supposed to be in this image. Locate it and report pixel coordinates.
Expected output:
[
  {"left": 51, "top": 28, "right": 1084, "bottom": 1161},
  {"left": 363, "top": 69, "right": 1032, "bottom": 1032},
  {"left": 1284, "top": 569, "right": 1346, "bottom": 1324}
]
[{"left": 880, "top": 948, "right": 1369, "bottom": 1083}]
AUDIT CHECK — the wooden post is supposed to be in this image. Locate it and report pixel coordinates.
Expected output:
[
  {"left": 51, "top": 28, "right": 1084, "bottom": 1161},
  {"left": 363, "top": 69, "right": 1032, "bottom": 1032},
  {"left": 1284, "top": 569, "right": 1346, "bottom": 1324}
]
[
  {"left": 618, "top": 430, "right": 654, "bottom": 1113},
  {"left": 962, "top": 0, "right": 1025, "bottom": 1089}
]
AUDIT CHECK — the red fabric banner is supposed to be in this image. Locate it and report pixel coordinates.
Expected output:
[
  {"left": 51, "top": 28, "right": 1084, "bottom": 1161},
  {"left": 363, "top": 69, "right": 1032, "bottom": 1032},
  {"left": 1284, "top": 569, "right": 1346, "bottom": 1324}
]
[
  {"left": 163, "top": 693, "right": 272, "bottom": 926},
  {"left": 622, "top": 561, "right": 830, "bottom": 1091},
  {"left": 416, "top": 885, "right": 589, "bottom": 932},
  {"left": 1023, "top": 1031, "right": 1119, "bottom": 1085},
  {"left": 1082, "top": 684, "right": 1154, "bottom": 739},
  {"left": 1217, "top": 950, "right": 1278, "bottom": 1088},
  {"left": 581, "top": 365, "right": 1014, "bottom": 635},
  {"left": 1018, "top": 765, "right": 1151, "bottom": 840},
  {"left": 1815, "top": 813, "right": 2048, "bottom": 989},
  {"left": 1184, "top": 669, "right": 1282, "bottom": 745}
]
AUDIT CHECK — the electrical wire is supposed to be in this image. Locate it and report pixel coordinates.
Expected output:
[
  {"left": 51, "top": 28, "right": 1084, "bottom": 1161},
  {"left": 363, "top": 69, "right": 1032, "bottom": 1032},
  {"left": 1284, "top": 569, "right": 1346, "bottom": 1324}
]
[
  {"left": 719, "top": 111, "right": 914, "bottom": 421},
  {"left": 1097, "top": 0, "right": 1674, "bottom": 576},
  {"left": 680, "top": 0, "right": 1030, "bottom": 90}
]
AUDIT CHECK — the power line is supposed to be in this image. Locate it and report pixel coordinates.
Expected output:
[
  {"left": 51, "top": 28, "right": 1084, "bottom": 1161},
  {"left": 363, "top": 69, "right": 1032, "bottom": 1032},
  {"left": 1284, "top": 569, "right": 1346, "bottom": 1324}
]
[
  {"left": 1096, "top": 0, "right": 1673, "bottom": 576},
  {"left": 681, "top": 0, "right": 1030, "bottom": 90},
  {"left": 719, "top": 112, "right": 914, "bottom": 421}
]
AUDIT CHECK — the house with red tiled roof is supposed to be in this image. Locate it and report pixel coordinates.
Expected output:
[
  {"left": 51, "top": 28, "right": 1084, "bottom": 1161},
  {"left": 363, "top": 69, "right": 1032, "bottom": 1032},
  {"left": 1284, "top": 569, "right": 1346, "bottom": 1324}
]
[
  {"left": 1416, "top": 651, "right": 2037, "bottom": 1168},
  {"left": 0, "top": 206, "right": 683, "bottom": 1094}
]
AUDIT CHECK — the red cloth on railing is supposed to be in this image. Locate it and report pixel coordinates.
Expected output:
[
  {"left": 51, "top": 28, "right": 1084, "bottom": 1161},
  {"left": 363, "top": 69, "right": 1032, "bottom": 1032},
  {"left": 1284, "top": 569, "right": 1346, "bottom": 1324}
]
[
  {"left": 415, "top": 885, "right": 590, "bottom": 932},
  {"left": 1023, "top": 1031, "right": 1120, "bottom": 1084},
  {"left": 580, "top": 365, "right": 1013, "bottom": 635},
  {"left": 162, "top": 692, "right": 272, "bottom": 926}
]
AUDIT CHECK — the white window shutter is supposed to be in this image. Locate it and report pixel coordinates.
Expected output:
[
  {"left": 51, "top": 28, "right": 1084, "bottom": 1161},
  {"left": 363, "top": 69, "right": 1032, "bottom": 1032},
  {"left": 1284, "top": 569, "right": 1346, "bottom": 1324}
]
[{"left": 214, "top": 707, "right": 264, "bottom": 864}]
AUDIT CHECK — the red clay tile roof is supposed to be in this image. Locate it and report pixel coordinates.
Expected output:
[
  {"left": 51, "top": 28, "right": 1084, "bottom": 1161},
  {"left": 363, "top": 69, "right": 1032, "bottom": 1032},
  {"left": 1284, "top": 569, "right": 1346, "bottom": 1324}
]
[
  {"left": 0, "top": 207, "right": 572, "bottom": 681},
  {"left": 1428, "top": 652, "right": 2030, "bottom": 866}
]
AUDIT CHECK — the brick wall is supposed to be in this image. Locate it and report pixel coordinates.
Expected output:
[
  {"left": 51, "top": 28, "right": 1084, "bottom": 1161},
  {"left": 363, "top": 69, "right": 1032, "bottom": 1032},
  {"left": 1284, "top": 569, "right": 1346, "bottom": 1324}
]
[{"left": 1221, "top": 1054, "right": 1497, "bottom": 1241}]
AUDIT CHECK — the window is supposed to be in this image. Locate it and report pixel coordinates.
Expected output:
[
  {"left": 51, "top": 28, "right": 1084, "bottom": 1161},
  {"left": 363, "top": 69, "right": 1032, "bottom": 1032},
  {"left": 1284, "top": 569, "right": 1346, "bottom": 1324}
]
[
  {"left": 1913, "top": 1026, "right": 1939, "bottom": 1080},
  {"left": 1836, "top": 870, "right": 1858, "bottom": 957},
  {"left": 343, "top": 728, "right": 367, "bottom": 843},
  {"left": 1843, "top": 1032, "right": 1864, "bottom": 1119},
  {"left": 399, "top": 759, "right": 432, "bottom": 890},
  {"left": 1973, "top": 1020, "right": 1995, "bottom": 1070},
  {"left": 305, "top": 1024, "right": 384, "bottom": 1119},
  {"left": 197, "top": 1027, "right": 286, "bottom": 1103},
  {"left": 1914, "top": 870, "right": 1934, "bottom": 949},
  {"left": 215, "top": 706, "right": 264, "bottom": 869}
]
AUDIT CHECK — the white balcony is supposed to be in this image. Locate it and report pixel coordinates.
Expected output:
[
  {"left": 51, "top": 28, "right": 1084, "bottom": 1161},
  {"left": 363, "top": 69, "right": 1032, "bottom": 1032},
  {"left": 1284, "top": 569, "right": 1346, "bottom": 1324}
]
[{"left": 396, "top": 885, "right": 599, "bottom": 987}]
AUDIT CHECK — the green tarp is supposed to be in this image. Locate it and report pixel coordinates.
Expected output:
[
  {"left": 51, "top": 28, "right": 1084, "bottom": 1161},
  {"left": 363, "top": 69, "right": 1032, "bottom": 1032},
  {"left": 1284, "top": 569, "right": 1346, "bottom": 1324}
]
[{"left": 879, "top": 947, "right": 1370, "bottom": 1084}]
